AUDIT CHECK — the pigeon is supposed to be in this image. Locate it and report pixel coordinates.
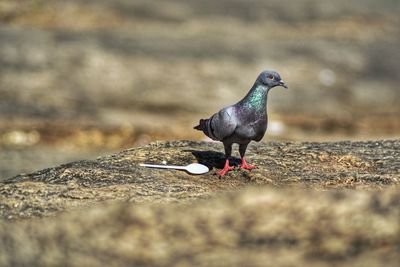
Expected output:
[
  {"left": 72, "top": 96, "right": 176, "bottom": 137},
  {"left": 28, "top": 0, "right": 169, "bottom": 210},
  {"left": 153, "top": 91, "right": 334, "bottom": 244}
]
[{"left": 194, "top": 70, "right": 287, "bottom": 176}]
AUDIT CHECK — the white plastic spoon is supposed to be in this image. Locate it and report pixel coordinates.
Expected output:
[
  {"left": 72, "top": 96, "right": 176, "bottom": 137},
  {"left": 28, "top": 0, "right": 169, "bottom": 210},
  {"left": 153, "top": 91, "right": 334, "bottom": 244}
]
[{"left": 139, "top": 163, "right": 209, "bottom": 175}]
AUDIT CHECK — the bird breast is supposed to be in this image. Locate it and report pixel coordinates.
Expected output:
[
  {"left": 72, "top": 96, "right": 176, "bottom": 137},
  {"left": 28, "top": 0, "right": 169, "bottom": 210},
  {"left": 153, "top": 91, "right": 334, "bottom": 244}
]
[{"left": 235, "top": 117, "right": 267, "bottom": 142}]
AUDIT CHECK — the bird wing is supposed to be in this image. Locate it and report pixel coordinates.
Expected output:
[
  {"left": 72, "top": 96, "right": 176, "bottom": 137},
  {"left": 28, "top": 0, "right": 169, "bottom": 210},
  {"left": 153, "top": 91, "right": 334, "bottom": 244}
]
[{"left": 209, "top": 106, "right": 237, "bottom": 141}]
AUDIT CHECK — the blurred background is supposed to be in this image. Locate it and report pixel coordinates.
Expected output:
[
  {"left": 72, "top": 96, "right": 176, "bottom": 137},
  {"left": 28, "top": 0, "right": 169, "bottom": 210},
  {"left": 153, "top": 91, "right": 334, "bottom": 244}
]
[{"left": 0, "top": 0, "right": 399, "bottom": 179}]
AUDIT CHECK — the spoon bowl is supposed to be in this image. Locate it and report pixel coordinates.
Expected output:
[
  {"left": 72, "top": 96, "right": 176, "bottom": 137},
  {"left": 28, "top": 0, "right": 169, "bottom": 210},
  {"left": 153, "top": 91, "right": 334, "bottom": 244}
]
[{"left": 185, "top": 163, "right": 210, "bottom": 174}]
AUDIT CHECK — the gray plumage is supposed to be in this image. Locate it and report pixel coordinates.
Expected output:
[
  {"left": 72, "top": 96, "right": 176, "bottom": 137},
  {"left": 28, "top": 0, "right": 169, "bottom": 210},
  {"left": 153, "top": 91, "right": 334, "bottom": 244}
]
[{"left": 194, "top": 70, "right": 287, "bottom": 174}]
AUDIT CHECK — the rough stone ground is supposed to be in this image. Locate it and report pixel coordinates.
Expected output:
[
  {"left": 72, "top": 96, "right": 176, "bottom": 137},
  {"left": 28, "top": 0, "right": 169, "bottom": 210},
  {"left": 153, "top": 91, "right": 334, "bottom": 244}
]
[
  {"left": 0, "top": 140, "right": 399, "bottom": 266},
  {"left": 1, "top": 0, "right": 400, "bottom": 178}
]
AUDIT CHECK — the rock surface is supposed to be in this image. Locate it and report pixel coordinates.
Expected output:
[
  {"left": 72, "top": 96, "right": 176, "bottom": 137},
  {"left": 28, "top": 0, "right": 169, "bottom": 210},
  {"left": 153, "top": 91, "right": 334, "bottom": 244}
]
[
  {"left": 2, "top": 0, "right": 400, "bottom": 178},
  {"left": 0, "top": 140, "right": 399, "bottom": 266}
]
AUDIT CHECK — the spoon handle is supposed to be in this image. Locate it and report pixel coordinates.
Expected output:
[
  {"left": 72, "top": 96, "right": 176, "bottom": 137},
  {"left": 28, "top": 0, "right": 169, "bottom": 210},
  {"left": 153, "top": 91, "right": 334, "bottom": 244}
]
[{"left": 139, "top": 163, "right": 185, "bottom": 170}]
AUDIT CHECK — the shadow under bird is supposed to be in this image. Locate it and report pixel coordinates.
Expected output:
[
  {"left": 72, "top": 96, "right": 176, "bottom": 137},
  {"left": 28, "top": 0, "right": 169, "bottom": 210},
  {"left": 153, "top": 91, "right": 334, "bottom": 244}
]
[{"left": 194, "top": 70, "right": 288, "bottom": 176}]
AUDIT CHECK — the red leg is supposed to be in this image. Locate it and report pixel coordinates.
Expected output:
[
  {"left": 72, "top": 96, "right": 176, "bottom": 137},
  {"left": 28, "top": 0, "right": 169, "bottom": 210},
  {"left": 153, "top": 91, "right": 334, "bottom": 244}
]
[
  {"left": 240, "top": 157, "right": 257, "bottom": 170},
  {"left": 217, "top": 159, "right": 235, "bottom": 176}
]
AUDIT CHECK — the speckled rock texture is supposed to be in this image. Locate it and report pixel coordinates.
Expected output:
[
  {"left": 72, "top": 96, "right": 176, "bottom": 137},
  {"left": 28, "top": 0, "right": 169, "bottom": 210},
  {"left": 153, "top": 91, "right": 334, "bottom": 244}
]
[{"left": 0, "top": 140, "right": 399, "bottom": 266}]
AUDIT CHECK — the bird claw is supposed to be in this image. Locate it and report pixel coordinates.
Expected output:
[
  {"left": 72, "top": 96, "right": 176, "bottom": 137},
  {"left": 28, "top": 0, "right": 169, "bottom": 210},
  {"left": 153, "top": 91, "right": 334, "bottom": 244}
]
[
  {"left": 239, "top": 158, "right": 257, "bottom": 170},
  {"left": 217, "top": 159, "right": 235, "bottom": 176},
  {"left": 239, "top": 164, "right": 257, "bottom": 170},
  {"left": 217, "top": 165, "right": 235, "bottom": 176}
]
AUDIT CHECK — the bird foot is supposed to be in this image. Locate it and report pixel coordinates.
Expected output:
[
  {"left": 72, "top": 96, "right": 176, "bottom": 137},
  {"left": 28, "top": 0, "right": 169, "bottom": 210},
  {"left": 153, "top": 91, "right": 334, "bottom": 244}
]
[
  {"left": 217, "top": 160, "right": 235, "bottom": 176},
  {"left": 239, "top": 158, "right": 257, "bottom": 170}
]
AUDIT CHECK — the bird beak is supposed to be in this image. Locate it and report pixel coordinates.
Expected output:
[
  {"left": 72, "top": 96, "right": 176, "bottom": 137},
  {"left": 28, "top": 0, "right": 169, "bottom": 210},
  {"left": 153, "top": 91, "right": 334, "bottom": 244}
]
[{"left": 279, "top": 80, "right": 288, "bottom": 89}]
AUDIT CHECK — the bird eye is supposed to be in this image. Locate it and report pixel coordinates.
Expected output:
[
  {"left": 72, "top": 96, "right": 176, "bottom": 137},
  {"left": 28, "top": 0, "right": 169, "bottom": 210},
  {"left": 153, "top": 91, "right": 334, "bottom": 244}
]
[{"left": 268, "top": 75, "right": 274, "bottom": 80}]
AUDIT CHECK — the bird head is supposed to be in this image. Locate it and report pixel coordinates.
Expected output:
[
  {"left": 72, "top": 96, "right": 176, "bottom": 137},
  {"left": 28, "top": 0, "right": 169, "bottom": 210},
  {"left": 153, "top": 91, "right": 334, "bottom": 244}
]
[{"left": 257, "top": 70, "right": 288, "bottom": 89}]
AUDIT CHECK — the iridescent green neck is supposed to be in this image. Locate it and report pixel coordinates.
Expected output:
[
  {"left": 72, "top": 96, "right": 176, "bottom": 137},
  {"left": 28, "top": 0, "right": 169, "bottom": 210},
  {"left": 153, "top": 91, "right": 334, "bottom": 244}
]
[{"left": 241, "top": 84, "right": 269, "bottom": 111}]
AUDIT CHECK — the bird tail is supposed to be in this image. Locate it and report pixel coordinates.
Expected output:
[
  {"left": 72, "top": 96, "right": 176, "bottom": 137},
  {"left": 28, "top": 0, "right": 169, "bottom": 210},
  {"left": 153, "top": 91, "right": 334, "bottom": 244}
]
[
  {"left": 194, "top": 118, "right": 217, "bottom": 140},
  {"left": 194, "top": 119, "right": 207, "bottom": 131}
]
